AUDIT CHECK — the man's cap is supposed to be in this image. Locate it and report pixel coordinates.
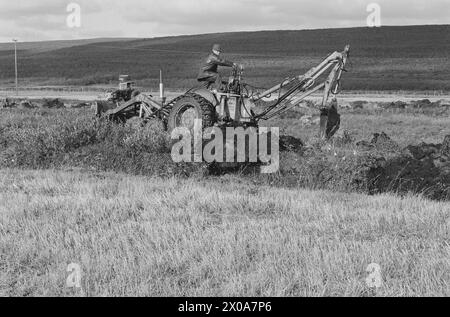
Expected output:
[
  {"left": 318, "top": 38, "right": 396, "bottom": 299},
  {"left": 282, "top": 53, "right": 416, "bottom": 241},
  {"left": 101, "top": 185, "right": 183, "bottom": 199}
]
[{"left": 212, "top": 44, "right": 221, "bottom": 52}]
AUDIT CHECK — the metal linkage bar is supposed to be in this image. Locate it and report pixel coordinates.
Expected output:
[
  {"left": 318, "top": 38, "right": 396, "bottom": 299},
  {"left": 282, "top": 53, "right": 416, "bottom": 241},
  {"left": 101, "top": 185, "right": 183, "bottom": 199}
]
[
  {"left": 253, "top": 45, "right": 350, "bottom": 122},
  {"left": 261, "top": 83, "right": 325, "bottom": 121},
  {"left": 104, "top": 93, "right": 165, "bottom": 121}
]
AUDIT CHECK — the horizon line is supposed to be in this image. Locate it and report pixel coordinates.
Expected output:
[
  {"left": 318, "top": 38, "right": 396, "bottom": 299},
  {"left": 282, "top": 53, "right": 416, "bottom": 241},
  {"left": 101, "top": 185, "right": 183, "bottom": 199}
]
[{"left": 1, "top": 23, "right": 449, "bottom": 44}]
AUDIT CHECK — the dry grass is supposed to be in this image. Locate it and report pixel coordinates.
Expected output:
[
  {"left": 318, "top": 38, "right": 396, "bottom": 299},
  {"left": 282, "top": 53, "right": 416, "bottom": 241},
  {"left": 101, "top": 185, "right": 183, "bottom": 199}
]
[{"left": 0, "top": 169, "right": 448, "bottom": 297}]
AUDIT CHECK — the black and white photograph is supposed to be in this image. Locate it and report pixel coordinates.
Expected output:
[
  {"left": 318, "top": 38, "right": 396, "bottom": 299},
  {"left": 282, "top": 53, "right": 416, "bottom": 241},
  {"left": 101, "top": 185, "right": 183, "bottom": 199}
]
[{"left": 0, "top": 0, "right": 449, "bottom": 301}]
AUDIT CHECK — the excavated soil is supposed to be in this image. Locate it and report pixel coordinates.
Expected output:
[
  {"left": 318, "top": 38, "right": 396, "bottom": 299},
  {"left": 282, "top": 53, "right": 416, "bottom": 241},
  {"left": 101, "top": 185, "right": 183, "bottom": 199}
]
[
  {"left": 357, "top": 133, "right": 449, "bottom": 199},
  {"left": 0, "top": 98, "right": 92, "bottom": 110},
  {"left": 41, "top": 98, "right": 65, "bottom": 109},
  {"left": 345, "top": 99, "right": 450, "bottom": 112},
  {"left": 1, "top": 98, "right": 63, "bottom": 109},
  {"left": 279, "top": 135, "right": 305, "bottom": 152},
  {"left": 205, "top": 130, "right": 449, "bottom": 200},
  {"left": 289, "top": 132, "right": 450, "bottom": 200}
]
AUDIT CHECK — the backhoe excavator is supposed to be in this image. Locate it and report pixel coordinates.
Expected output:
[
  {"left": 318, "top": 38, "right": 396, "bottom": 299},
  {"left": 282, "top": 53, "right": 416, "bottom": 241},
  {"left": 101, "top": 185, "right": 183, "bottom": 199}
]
[{"left": 96, "top": 45, "right": 350, "bottom": 140}]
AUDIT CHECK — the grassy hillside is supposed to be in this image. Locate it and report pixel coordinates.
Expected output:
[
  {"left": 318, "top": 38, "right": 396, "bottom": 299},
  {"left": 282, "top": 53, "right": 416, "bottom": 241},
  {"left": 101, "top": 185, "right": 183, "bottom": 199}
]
[
  {"left": 0, "top": 25, "right": 449, "bottom": 90},
  {"left": 0, "top": 169, "right": 448, "bottom": 296},
  {"left": 0, "top": 38, "right": 137, "bottom": 53}
]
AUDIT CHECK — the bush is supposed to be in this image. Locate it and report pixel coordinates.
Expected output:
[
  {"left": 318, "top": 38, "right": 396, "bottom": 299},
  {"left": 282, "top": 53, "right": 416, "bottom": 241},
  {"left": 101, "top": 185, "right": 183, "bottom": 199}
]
[
  {"left": 0, "top": 108, "right": 206, "bottom": 177},
  {"left": 122, "top": 119, "right": 169, "bottom": 154},
  {"left": 0, "top": 111, "right": 100, "bottom": 167},
  {"left": 1, "top": 108, "right": 448, "bottom": 200}
]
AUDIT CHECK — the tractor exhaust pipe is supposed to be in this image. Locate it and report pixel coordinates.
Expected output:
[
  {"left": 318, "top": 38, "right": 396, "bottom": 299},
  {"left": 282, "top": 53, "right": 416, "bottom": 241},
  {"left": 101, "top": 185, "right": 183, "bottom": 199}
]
[{"left": 159, "top": 69, "right": 166, "bottom": 104}]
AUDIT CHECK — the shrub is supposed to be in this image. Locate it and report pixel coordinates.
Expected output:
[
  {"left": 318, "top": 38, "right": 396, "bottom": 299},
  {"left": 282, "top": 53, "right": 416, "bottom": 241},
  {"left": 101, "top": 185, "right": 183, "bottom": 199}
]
[{"left": 0, "top": 108, "right": 206, "bottom": 177}]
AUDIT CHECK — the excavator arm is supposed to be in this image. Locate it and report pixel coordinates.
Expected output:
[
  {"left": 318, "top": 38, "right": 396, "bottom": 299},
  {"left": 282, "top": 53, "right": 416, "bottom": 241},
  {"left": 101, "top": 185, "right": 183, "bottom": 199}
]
[{"left": 251, "top": 45, "right": 350, "bottom": 139}]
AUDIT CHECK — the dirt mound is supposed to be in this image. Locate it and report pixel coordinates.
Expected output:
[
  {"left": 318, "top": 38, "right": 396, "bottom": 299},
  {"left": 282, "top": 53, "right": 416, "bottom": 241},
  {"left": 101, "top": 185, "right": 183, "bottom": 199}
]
[
  {"left": 1, "top": 99, "right": 40, "bottom": 109},
  {"left": 356, "top": 133, "right": 450, "bottom": 199},
  {"left": 356, "top": 132, "right": 401, "bottom": 152},
  {"left": 74, "top": 102, "right": 91, "bottom": 108},
  {"left": 404, "top": 143, "right": 441, "bottom": 160},
  {"left": 350, "top": 100, "right": 367, "bottom": 109},
  {"left": 344, "top": 99, "right": 450, "bottom": 113},
  {"left": 280, "top": 135, "right": 304, "bottom": 152},
  {"left": 375, "top": 99, "right": 450, "bottom": 111},
  {"left": 18, "top": 100, "right": 37, "bottom": 109},
  {"left": 409, "top": 99, "right": 444, "bottom": 108},
  {"left": 0, "top": 98, "right": 17, "bottom": 108},
  {"left": 284, "top": 133, "right": 449, "bottom": 200},
  {"left": 41, "top": 98, "right": 65, "bottom": 109},
  {"left": 67, "top": 102, "right": 91, "bottom": 109},
  {"left": 382, "top": 101, "right": 408, "bottom": 110}
]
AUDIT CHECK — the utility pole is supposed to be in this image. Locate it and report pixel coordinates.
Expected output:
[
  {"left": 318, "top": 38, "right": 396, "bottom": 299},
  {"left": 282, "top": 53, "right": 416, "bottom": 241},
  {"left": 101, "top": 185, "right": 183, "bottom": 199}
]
[{"left": 13, "top": 39, "right": 18, "bottom": 96}]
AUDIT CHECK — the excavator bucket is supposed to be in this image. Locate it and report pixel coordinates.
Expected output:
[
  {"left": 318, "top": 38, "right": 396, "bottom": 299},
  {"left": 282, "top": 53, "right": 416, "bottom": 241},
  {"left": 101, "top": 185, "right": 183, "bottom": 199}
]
[{"left": 319, "top": 98, "right": 341, "bottom": 139}]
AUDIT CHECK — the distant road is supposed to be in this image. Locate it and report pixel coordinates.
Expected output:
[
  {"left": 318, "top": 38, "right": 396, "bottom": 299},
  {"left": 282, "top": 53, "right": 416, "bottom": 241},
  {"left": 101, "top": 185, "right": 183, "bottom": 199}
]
[
  {"left": 0, "top": 89, "right": 183, "bottom": 101},
  {"left": 1, "top": 88, "right": 449, "bottom": 103}
]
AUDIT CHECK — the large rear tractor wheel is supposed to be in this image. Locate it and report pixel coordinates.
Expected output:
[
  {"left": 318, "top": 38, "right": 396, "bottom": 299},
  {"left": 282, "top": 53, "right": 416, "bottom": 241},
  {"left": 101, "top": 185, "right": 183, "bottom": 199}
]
[{"left": 167, "top": 93, "right": 216, "bottom": 134}]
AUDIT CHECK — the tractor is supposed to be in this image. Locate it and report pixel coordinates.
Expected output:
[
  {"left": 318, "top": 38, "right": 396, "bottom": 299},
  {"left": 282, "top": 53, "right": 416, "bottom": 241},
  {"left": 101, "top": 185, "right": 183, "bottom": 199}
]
[
  {"left": 96, "top": 45, "right": 350, "bottom": 141},
  {"left": 100, "top": 75, "right": 141, "bottom": 105}
]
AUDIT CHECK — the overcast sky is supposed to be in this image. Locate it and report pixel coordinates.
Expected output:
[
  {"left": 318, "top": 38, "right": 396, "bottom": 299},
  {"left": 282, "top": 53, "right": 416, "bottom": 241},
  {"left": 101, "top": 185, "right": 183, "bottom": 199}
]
[{"left": 0, "top": 0, "right": 449, "bottom": 42}]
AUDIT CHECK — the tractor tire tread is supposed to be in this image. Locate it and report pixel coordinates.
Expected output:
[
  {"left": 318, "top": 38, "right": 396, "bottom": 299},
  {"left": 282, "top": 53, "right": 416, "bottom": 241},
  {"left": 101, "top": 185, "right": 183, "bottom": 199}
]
[{"left": 167, "top": 93, "right": 216, "bottom": 132}]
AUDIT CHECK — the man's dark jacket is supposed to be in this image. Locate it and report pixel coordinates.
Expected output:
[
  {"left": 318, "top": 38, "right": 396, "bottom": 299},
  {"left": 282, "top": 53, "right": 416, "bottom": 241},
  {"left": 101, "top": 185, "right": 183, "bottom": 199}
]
[{"left": 198, "top": 53, "right": 234, "bottom": 80}]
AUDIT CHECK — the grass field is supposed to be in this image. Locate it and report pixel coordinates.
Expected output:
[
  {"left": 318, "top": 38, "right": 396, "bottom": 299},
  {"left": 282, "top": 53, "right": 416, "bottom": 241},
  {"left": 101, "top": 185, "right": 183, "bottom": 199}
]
[
  {"left": 0, "top": 102, "right": 449, "bottom": 188},
  {"left": 0, "top": 97, "right": 449, "bottom": 296},
  {"left": 1, "top": 20, "right": 449, "bottom": 298},
  {"left": 1, "top": 25, "right": 450, "bottom": 90},
  {"left": 0, "top": 169, "right": 448, "bottom": 297}
]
